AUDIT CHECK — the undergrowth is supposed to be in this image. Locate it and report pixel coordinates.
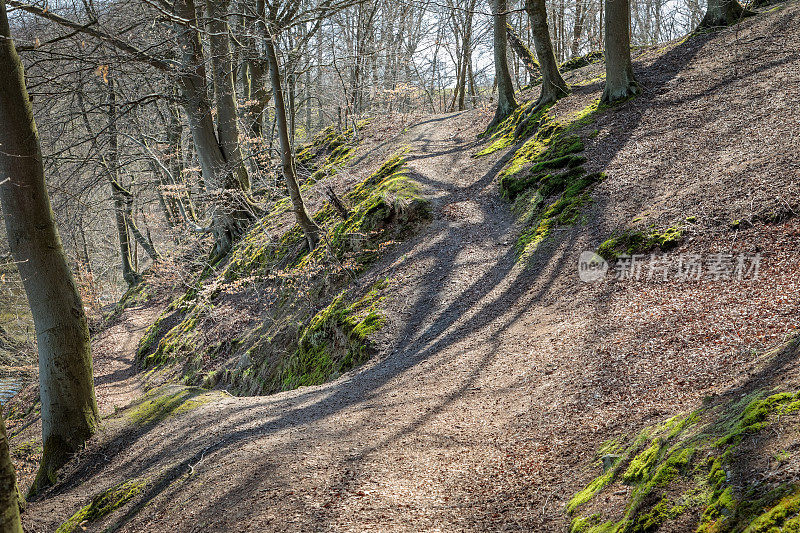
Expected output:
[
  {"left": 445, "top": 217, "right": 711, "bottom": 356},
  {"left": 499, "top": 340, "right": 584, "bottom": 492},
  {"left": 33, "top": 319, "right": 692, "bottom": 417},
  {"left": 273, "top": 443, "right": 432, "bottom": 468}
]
[{"left": 136, "top": 148, "right": 429, "bottom": 396}]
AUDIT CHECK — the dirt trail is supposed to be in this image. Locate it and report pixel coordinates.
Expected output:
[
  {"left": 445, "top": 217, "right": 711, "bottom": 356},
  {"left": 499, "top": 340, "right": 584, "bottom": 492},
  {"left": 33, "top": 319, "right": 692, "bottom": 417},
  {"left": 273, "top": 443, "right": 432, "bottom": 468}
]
[
  {"left": 27, "top": 111, "right": 566, "bottom": 532},
  {"left": 92, "top": 306, "right": 162, "bottom": 416},
  {"left": 22, "top": 6, "right": 800, "bottom": 530}
]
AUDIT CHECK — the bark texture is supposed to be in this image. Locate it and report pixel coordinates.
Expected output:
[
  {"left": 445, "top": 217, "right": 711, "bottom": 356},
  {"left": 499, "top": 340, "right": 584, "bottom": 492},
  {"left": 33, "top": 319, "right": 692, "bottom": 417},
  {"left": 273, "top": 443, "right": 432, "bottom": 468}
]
[
  {"left": 265, "top": 31, "right": 321, "bottom": 250},
  {"left": 699, "top": 0, "right": 754, "bottom": 28},
  {"left": 490, "top": 0, "right": 518, "bottom": 129},
  {"left": 602, "top": 0, "right": 641, "bottom": 104},
  {"left": 525, "top": 0, "right": 570, "bottom": 105},
  {"left": 0, "top": 410, "right": 22, "bottom": 533},
  {"left": 0, "top": 0, "right": 99, "bottom": 495},
  {"left": 173, "top": 0, "right": 256, "bottom": 259}
]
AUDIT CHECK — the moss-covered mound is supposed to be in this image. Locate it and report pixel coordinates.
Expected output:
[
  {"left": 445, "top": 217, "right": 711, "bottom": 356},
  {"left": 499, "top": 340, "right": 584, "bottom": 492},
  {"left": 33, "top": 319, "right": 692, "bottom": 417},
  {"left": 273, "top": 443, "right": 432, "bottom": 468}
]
[
  {"left": 489, "top": 100, "right": 606, "bottom": 257},
  {"left": 56, "top": 478, "right": 147, "bottom": 533},
  {"left": 560, "top": 50, "right": 604, "bottom": 72},
  {"left": 296, "top": 121, "right": 368, "bottom": 183},
  {"left": 568, "top": 340, "right": 800, "bottom": 533},
  {"left": 136, "top": 151, "right": 429, "bottom": 396},
  {"left": 597, "top": 226, "right": 684, "bottom": 260}
]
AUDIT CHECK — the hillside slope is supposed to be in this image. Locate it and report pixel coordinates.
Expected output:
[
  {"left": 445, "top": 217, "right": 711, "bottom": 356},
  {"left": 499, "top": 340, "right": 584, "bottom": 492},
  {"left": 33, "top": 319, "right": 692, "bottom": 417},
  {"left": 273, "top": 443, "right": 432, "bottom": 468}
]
[{"left": 19, "top": 2, "right": 800, "bottom": 530}]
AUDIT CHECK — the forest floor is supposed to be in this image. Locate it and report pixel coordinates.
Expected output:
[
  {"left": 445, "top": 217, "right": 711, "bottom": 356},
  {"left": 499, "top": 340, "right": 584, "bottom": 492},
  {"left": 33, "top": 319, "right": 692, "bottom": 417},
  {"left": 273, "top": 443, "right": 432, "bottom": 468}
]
[{"left": 16, "top": 1, "right": 800, "bottom": 530}]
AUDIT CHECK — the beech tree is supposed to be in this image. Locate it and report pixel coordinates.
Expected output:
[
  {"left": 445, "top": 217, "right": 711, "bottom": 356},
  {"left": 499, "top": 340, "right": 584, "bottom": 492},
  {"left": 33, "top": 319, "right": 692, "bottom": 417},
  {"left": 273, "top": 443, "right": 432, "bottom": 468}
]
[
  {"left": 601, "top": 0, "right": 640, "bottom": 104},
  {"left": 525, "top": 0, "right": 569, "bottom": 107},
  {"left": 0, "top": 409, "right": 22, "bottom": 532},
  {"left": 699, "top": 0, "right": 754, "bottom": 28},
  {"left": 0, "top": 0, "right": 100, "bottom": 494},
  {"left": 489, "top": 0, "right": 517, "bottom": 128}
]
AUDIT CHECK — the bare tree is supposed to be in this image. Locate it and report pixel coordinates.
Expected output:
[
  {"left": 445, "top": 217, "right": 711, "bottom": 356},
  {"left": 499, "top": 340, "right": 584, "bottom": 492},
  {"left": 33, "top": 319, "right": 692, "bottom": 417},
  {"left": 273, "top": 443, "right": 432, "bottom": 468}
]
[
  {"left": 525, "top": 0, "right": 569, "bottom": 107},
  {"left": 0, "top": 0, "right": 100, "bottom": 494}
]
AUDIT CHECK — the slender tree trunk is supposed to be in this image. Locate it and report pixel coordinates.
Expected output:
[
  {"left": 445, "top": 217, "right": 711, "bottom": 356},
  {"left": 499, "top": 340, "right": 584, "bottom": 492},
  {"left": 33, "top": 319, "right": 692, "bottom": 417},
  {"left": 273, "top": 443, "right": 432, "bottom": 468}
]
[
  {"left": 0, "top": 410, "right": 22, "bottom": 533},
  {"left": 457, "top": 0, "right": 475, "bottom": 111},
  {"left": 525, "top": 0, "right": 570, "bottom": 106},
  {"left": 506, "top": 24, "right": 541, "bottom": 80},
  {"left": 572, "top": 0, "right": 585, "bottom": 56},
  {"left": 601, "top": 0, "right": 640, "bottom": 104},
  {"left": 106, "top": 74, "right": 141, "bottom": 286},
  {"left": 699, "top": 0, "right": 754, "bottom": 28},
  {"left": 265, "top": 31, "right": 321, "bottom": 250},
  {"left": 0, "top": 1, "right": 99, "bottom": 494},
  {"left": 489, "top": 0, "right": 517, "bottom": 129}
]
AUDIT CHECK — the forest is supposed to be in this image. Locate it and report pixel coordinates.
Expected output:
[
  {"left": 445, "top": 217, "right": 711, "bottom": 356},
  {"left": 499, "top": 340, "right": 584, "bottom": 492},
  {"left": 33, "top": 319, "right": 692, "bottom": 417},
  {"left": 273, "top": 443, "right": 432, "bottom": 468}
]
[{"left": 0, "top": 0, "right": 798, "bottom": 528}]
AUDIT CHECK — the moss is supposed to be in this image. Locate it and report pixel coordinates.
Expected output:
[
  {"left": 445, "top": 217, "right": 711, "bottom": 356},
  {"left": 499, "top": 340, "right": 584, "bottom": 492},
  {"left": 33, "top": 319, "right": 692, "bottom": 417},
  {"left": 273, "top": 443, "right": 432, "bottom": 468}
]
[
  {"left": 567, "top": 365, "right": 800, "bottom": 533},
  {"left": 11, "top": 439, "right": 41, "bottom": 457},
  {"left": 716, "top": 391, "right": 800, "bottom": 449},
  {"left": 106, "top": 282, "right": 150, "bottom": 321},
  {"left": 486, "top": 99, "right": 605, "bottom": 259},
  {"left": 623, "top": 440, "right": 665, "bottom": 484},
  {"left": 597, "top": 226, "right": 683, "bottom": 260},
  {"left": 56, "top": 478, "right": 146, "bottom": 533},
  {"left": 560, "top": 50, "right": 604, "bottom": 72},
  {"left": 568, "top": 470, "right": 616, "bottom": 514},
  {"left": 125, "top": 385, "right": 224, "bottom": 425},
  {"left": 275, "top": 280, "right": 387, "bottom": 390},
  {"left": 136, "top": 148, "right": 428, "bottom": 399},
  {"left": 295, "top": 121, "right": 369, "bottom": 182},
  {"left": 743, "top": 491, "right": 800, "bottom": 532},
  {"left": 476, "top": 100, "right": 553, "bottom": 156}
]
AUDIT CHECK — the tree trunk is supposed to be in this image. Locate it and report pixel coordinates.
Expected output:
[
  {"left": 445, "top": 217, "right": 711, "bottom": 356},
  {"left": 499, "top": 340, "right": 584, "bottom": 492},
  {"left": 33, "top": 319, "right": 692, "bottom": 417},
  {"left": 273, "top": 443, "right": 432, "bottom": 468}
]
[
  {"left": 525, "top": 0, "right": 570, "bottom": 106},
  {"left": 0, "top": 1, "right": 100, "bottom": 495},
  {"left": 205, "top": 0, "right": 250, "bottom": 191},
  {"left": 506, "top": 24, "right": 541, "bottom": 81},
  {"left": 601, "top": 0, "right": 640, "bottom": 104},
  {"left": 489, "top": 0, "right": 517, "bottom": 129},
  {"left": 106, "top": 74, "right": 141, "bottom": 286},
  {"left": 265, "top": 31, "right": 321, "bottom": 250},
  {"left": 173, "top": 0, "right": 256, "bottom": 260},
  {"left": 572, "top": 0, "right": 585, "bottom": 56},
  {"left": 699, "top": 0, "right": 754, "bottom": 28},
  {"left": 0, "top": 410, "right": 22, "bottom": 533}
]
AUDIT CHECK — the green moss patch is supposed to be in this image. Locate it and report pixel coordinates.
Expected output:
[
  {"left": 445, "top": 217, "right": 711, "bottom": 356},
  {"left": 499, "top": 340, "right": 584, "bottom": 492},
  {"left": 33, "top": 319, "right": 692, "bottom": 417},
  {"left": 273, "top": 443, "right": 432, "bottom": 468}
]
[
  {"left": 597, "top": 226, "right": 684, "bottom": 260},
  {"left": 476, "top": 100, "right": 553, "bottom": 156},
  {"left": 560, "top": 50, "right": 604, "bottom": 72},
  {"left": 567, "top": 347, "right": 800, "bottom": 533},
  {"left": 490, "top": 100, "right": 605, "bottom": 257},
  {"left": 56, "top": 478, "right": 147, "bottom": 533},
  {"left": 275, "top": 280, "right": 386, "bottom": 390},
  {"left": 124, "top": 385, "right": 224, "bottom": 425},
  {"left": 296, "top": 121, "right": 368, "bottom": 183}
]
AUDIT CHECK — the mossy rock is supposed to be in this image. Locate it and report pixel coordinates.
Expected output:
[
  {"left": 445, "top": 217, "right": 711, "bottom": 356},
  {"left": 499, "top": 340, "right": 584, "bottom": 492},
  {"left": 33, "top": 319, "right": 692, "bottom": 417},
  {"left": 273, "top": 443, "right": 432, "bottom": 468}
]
[
  {"left": 56, "top": 478, "right": 147, "bottom": 533},
  {"left": 597, "top": 226, "right": 684, "bottom": 260}
]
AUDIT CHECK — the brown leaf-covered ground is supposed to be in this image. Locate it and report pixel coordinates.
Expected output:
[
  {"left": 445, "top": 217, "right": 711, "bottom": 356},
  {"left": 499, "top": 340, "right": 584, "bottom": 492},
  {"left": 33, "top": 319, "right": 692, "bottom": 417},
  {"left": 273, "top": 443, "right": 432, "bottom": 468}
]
[{"left": 19, "top": 2, "right": 800, "bottom": 530}]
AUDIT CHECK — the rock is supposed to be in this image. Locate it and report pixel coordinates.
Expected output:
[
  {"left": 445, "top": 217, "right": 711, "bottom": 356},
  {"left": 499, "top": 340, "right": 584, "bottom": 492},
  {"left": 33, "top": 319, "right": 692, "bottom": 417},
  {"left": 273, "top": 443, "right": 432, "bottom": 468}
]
[{"left": 602, "top": 454, "right": 621, "bottom": 473}]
